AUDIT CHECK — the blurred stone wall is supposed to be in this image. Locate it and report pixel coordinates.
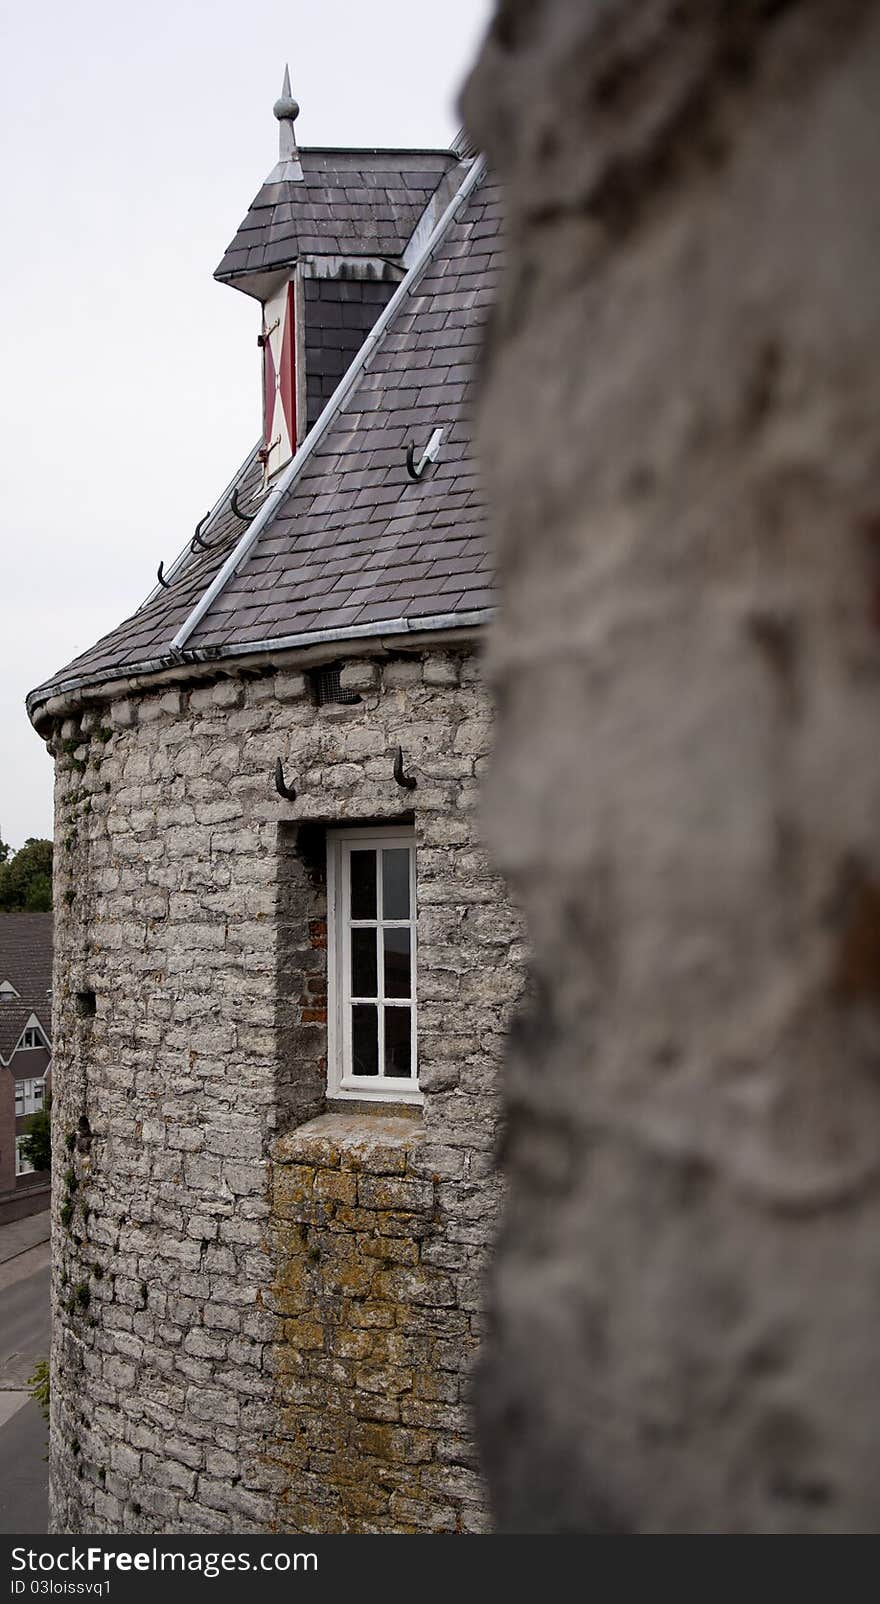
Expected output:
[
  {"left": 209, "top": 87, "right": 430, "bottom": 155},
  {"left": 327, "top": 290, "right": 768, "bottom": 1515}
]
[{"left": 463, "top": 0, "right": 880, "bottom": 1532}]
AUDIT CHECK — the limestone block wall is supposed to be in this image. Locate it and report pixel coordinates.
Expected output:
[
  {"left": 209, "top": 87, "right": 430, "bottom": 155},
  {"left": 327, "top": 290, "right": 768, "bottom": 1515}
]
[
  {"left": 42, "top": 646, "right": 523, "bottom": 1533},
  {"left": 271, "top": 1115, "right": 484, "bottom": 1532}
]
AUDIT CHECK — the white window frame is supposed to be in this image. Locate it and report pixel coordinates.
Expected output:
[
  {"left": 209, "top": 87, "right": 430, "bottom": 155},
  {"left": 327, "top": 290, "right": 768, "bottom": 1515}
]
[
  {"left": 326, "top": 827, "right": 421, "bottom": 1105},
  {"left": 15, "top": 1076, "right": 45, "bottom": 1117},
  {"left": 15, "top": 1136, "right": 35, "bottom": 1177}
]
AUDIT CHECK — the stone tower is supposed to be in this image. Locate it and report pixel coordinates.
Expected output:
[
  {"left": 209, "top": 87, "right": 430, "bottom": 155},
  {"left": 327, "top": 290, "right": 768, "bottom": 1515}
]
[{"left": 29, "top": 77, "right": 520, "bottom": 1534}]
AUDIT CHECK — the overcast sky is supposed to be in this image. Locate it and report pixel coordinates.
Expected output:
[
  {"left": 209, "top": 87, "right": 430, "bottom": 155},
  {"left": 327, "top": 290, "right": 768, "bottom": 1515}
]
[{"left": 0, "top": 0, "right": 493, "bottom": 851}]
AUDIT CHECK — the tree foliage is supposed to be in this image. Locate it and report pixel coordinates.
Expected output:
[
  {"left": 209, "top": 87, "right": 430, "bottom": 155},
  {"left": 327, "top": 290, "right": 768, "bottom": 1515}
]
[
  {"left": 0, "top": 838, "right": 53, "bottom": 911},
  {"left": 27, "top": 1358, "right": 50, "bottom": 1426},
  {"left": 19, "top": 1104, "right": 51, "bottom": 1173}
]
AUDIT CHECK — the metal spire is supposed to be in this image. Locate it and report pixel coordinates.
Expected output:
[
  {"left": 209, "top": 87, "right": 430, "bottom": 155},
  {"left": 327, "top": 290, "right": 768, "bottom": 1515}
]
[{"left": 273, "top": 64, "right": 301, "bottom": 165}]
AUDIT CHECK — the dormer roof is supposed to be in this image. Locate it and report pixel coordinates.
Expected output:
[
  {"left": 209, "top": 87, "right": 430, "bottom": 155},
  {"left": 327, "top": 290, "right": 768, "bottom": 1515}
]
[
  {"left": 213, "top": 67, "right": 458, "bottom": 298},
  {"left": 215, "top": 148, "right": 458, "bottom": 300}
]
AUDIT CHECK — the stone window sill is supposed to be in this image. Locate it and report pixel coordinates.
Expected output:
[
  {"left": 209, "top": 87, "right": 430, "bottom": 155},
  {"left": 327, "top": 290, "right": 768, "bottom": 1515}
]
[{"left": 272, "top": 1109, "right": 423, "bottom": 1172}]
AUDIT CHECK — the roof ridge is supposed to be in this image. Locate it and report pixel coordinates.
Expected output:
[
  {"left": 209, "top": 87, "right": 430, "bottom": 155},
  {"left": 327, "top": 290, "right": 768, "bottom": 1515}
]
[
  {"left": 169, "top": 153, "right": 486, "bottom": 656},
  {"left": 296, "top": 146, "right": 456, "bottom": 156}
]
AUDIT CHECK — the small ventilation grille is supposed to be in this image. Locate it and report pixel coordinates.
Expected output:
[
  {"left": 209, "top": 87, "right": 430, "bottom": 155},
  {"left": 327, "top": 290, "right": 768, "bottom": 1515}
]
[{"left": 311, "top": 663, "right": 361, "bottom": 707}]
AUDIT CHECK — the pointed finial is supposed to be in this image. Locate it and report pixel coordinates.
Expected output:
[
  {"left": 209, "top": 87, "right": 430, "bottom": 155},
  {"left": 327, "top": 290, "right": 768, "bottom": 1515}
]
[
  {"left": 273, "top": 64, "right": 299, "bottom": 120},
  {"left": 266, "top": 65, "right": 303, "bottom": 181}
]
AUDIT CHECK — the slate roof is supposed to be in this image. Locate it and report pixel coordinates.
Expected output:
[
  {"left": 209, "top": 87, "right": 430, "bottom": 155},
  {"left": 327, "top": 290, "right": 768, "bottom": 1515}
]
[
  {"left": 215, "top": 149, "right": 456, "bottom": 285},
  {"left": 28, "top": 156, "right": 500, "bottom": 719},
  {"left": 30, "top": 451, "right": 269, "bottom": 698},
  {"left": 0, "top": 913, "right": 53, "bottom": 1064},
  {"left": 190, "top": 167, "right": 500, "bottom": 651}
]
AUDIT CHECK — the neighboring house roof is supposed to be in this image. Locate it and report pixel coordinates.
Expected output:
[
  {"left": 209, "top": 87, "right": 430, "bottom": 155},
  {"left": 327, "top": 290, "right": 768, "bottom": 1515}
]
[
  {"left": 27, "top": 139, "right": 500, "bottom": 724},
  {"left": 215, "top": 148, "right": 457, "bottom": 288},
  {"left": 13, "top": 1045, "right": 50, "bottom": 1078},
  {"left": 0, "top": 913, "right": 52, "bottom": 1065}
]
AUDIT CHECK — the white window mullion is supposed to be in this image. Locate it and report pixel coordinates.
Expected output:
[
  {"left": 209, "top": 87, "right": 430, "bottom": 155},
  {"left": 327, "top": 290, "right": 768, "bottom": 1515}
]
[
  {"left": 374, "top": 841, "right": 382, "bottom": 1080},
  {"left": 341, "top": 884, "right": 349, "bottom": 1081},
  {"left": 377, "top": 854, "right": 386, "bottom": 1078}
]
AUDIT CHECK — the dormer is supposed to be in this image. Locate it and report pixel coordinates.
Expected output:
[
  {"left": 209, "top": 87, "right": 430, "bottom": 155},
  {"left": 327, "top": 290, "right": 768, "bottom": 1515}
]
[
  {"left": 214, "top": 68, "right": 458, "bottom": 485},
  {"left": 16, "top": 1014, "right": 50, "bottom": 1053}
]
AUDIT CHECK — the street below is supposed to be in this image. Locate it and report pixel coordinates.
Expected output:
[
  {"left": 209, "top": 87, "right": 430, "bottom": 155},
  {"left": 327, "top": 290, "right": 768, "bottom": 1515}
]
[{"left": 0, "top": 1220, "right": 50, "bottom": 1534}]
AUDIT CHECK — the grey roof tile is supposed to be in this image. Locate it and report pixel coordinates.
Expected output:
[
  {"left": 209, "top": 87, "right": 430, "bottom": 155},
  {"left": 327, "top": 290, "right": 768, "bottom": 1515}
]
[
  {"left": 30, "top": 167, "right": 501, "bottom": 713},
  {"left": 214, "top": 149, "right": 456, "bottom": 282},
  {"left": 0, "top": 913, "right": 53, "bottom": 1064}
]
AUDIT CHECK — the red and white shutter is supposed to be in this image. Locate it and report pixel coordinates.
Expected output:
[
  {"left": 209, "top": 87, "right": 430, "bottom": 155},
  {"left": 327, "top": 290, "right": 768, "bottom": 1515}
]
[{"left": 260, "top": 278, "right": 297, "bottom": 479}]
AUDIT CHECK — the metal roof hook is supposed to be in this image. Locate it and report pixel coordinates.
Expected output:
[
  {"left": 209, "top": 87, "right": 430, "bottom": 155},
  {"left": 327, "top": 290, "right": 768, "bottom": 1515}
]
[
  {"left": 191, "top": 512, "right": 212, "bottom": 552},
  {"left": 393, "top": 745, "right": 417, "bottom": 790},
  {"left": 231, "top": 487, "right": 256, "bottom": 523},
  {"left": 156, "top": 560, "right": 171, "bottom": 589},
  {"left": 405, "top": 427, "right": 443, "bottom": 481},
  {"left": 274, "top": 758, "right": 297, "bottom": 802}
]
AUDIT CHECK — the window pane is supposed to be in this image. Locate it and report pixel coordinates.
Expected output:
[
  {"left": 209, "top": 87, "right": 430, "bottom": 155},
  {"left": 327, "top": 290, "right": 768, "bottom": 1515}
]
[
  {"left": 352, "top": 1004, "right": 378, "bottom": 1076},
  {"left": 384, "top": 928, "right": 411, "bottom": 998},
  {"left": 382, "top": 848, "right": 410, "bottom": 920},
  {"left": 384, "top": 1007, "right": 412, "bottom": 1078},
  {"left": 351, "top": 928, "right": 378, "bottom": 998},
  {"left": 350, "top": 850, "right": 376, "bottom": 920}
]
